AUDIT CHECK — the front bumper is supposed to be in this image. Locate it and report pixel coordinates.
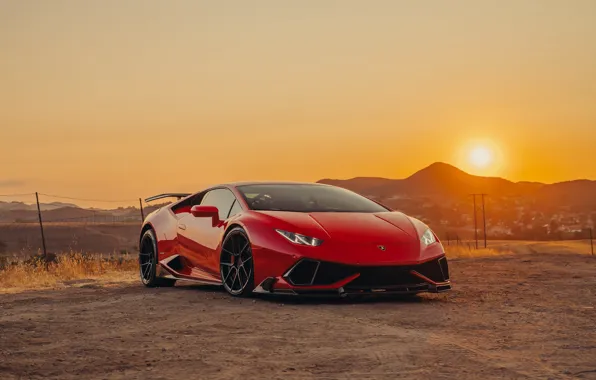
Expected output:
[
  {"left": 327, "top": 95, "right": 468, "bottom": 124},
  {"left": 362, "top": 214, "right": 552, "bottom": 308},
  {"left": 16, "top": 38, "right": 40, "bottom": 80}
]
[{"left": 253, "top": 255, "right": 451, "bottom": 297}]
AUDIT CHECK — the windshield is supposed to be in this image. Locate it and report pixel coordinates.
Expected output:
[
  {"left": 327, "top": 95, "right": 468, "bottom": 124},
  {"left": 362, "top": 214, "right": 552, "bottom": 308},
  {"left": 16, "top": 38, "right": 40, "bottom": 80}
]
[{"left": 237, "top": 184, "right": 389, "bottom": 213}]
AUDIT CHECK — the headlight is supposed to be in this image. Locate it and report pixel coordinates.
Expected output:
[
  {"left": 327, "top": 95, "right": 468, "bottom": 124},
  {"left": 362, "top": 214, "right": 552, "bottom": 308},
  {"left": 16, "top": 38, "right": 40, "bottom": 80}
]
[
  {"left": 421, "top": 228, "right": 437, "bottom": 246},
  {"left": 275, "top": 229, "right": 323, "bottom": 246}
]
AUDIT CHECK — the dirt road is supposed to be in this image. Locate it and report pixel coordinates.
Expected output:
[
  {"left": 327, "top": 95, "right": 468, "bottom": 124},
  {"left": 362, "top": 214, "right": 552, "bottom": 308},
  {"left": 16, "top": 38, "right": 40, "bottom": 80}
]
[{"left": 1, "top": 253, "right": 595, "bottom": 379}]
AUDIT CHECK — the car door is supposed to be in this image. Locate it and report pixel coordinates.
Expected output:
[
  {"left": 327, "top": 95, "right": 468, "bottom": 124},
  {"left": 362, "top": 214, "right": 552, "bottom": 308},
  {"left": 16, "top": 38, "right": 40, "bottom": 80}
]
[{"left": 176, "top": 188, "right": 238, "bottom": 279}]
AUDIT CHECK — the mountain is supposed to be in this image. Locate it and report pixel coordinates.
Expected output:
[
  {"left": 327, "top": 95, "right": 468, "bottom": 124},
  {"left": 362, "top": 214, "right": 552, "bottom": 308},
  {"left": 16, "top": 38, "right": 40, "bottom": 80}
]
[
  {"left": 535, "top": 180, "right": 596, "bottom": 208},
  {"left": 319, "top": 162, "right": 547, "bottom": 199},
  {"left": 318, "top": 162, "right": 593, "bottom": 205}
]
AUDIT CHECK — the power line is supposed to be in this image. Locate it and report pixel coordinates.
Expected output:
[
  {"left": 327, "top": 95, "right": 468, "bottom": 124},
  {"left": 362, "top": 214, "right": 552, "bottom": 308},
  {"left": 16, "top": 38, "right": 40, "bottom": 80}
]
[
  {"left": 3, "top": 214, "right": 142, "bottom": 223},
  {"left": 44, "top": 215, "right": 141, "bottom": 223},
  {"left": 37, "top": 193, "right": 138, "bottom": 203},
  {"left": 0, "top": 193, "right": 35, "bottom": 197}
]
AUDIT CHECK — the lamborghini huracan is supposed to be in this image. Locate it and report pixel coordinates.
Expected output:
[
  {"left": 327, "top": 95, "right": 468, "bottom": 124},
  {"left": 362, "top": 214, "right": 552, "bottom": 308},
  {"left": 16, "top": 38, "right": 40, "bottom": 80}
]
[{"left": 139, "top": 182, "right": 451, "bottom": 297}]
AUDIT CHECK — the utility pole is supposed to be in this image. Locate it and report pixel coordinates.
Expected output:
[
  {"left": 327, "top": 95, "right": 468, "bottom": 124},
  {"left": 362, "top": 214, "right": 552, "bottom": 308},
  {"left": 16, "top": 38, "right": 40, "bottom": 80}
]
[
  {"left": 35, "top": 192, "right": 48, "bottom": 269},
  {"left": 481, "top": 194, "right": 487, "bottom": 248},
  {"left": 470, "top": 193, "right": 488, "bottom": 249},
  {"left": 472, "top": 194, "right": 478, "bottom": 249},
  {"left": 139, "top": 198, "right": 145, "bottom": 222}
]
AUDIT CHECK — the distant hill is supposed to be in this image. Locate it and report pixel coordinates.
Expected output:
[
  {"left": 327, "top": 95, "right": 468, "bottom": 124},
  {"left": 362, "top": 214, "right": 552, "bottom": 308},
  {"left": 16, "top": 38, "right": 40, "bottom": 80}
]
[
  {"left": 534, "top": 180, "right": 596, "bottom": 208},
  {"left": 0, "top": 202, "right": 164, "bottom": 223},
  {"left": 0, "top": 201, "right": 78, "bottom": 212},
  {"left": 318, "top": 162, "right": 592, "bottom": 204}
]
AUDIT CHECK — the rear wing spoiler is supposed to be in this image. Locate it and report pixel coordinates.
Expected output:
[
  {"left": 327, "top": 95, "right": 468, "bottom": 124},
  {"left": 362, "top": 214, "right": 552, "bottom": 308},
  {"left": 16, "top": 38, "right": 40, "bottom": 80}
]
[{"left": 144, "top": 193, "right": 191, "bottom": 203}]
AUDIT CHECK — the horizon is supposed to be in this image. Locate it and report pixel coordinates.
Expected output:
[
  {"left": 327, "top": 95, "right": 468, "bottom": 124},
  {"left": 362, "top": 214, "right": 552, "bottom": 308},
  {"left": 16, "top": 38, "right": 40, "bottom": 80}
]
[
  {"left": 1, "top": 161, "right": 593, "bottom": 209},
  {"left": 2, "top": 1, "right": 596, "bottom": 203}
]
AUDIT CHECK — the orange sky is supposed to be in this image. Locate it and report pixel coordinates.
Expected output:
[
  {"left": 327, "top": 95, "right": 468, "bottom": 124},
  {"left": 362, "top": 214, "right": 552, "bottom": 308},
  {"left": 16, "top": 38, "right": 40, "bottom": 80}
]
[{"left": 1, "top": 1, "right": 596, "bottom": 206}]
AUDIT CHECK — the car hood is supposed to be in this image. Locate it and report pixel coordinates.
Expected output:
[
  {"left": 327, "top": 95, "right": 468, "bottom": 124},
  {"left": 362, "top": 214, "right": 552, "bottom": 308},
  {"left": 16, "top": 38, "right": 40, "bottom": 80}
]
[
  {"left": 254, "top": 211, "right": 442, "bottom": 265},
  {"left": 257, "top": 211, "right": 419, "bottom": 244}
]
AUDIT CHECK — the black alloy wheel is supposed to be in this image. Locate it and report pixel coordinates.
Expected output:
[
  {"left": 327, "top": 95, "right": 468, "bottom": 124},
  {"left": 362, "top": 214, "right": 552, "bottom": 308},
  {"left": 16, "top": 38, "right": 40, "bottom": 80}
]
[
  {"left": 220, "top": 227, "right": 255, "bottom": 296},
  {"left": 139, "top": 229, "right": 176, "bottom": 287}
]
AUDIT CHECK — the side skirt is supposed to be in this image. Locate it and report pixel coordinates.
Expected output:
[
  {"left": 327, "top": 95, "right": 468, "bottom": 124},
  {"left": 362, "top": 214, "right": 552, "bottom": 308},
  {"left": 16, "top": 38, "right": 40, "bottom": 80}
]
[{"left": 157, "top": 256, "right": 223, "bottom": 286}]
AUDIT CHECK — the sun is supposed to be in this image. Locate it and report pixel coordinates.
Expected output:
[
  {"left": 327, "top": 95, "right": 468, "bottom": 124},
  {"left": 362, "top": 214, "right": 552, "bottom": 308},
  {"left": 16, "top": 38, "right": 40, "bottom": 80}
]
[
  {"left": 469, "top": 146, "right": 493, "bottom": 168},
  {"left": 455, "top": 138, "right": 504, "bottom": 176}
]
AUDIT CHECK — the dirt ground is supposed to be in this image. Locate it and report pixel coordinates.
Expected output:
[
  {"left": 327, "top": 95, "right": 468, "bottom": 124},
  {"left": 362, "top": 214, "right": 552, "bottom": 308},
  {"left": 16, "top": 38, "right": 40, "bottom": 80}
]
[{"left": 1, "top": 253, "right": 595, "bottom": 380}]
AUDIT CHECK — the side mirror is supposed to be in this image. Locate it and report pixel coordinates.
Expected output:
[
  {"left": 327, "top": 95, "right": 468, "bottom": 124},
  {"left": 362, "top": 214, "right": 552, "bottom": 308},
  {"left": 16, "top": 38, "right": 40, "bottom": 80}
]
[{"left": 190, "top": 205, "right": 220, "bottom": 226}]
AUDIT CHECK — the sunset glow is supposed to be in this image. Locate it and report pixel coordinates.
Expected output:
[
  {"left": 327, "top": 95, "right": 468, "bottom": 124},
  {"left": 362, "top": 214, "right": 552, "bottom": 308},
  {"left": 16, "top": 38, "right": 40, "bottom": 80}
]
[{"left": 0, "top": 1, "right": 595, "bottom": 203}]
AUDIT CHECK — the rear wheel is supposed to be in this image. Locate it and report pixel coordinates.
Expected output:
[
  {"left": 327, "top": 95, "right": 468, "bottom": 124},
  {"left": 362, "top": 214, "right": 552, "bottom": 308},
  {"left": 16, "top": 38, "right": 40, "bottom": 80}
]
[
  {"left": 139, "top": 229, "right": 176, "bottom": 287},
  {"left": 220, "top": 227, "right": 255, "bottom": 297}
]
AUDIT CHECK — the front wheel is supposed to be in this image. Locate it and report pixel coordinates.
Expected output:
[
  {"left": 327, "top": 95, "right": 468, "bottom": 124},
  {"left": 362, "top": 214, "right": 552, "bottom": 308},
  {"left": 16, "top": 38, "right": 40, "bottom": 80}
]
[
  {"left": 139, "top": 229, "right": 176, "bottom": 287},
  {"left": 220, "top": 227, "right": 255, "bottom": 297}
]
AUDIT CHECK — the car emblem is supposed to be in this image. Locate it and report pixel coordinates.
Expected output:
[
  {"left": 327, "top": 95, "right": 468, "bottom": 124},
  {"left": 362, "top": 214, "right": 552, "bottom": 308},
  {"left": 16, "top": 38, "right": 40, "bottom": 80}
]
[{"left": 377, "top": 245, "right": 386, "bottom": 251}]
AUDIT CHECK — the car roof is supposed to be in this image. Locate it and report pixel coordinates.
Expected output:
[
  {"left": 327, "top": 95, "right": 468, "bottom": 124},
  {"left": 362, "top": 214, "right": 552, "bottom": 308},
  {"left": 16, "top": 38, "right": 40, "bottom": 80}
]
[
  {"left": 179, "top": 182, "right": 331, "bottom": 201},
  {"left": 223, "top": 181, "right": 330, "bottom": 188}
]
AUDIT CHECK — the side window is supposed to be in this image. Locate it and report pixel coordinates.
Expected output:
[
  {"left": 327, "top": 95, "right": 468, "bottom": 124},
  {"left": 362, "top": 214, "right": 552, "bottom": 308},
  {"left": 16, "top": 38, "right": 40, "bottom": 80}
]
[
  {"left": 189, "top": 192, "right": 206, "bottom": 206},
  {"left": 171, "top": 191, "right": 206, "bottom": 214},
  {"left": 227, "top": 200, "right": 243, "bottom": 219},
  {"left": 201, "top": 189, "right": 237, "bottom": 220}
]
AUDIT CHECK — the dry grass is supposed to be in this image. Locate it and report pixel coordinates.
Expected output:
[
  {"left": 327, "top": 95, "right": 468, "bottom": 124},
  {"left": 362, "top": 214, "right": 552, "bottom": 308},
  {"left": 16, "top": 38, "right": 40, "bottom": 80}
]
[
  {"left": 0, "top": 252, "right": 137, "bottom": 293},
  {"left": 0, "top": 244, "right": 518, "bottom": 293},
  {"left": 444, "top": 245, "right": 511, "bottom": 259}
]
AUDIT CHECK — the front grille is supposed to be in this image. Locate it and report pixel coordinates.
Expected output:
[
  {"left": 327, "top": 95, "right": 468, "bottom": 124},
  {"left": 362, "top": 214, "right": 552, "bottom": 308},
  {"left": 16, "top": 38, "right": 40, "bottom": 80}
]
[
  {"left": 285, "top": 256, "right": 449, "bottom": 288},
  {"left": 347, "top": 266, "right": 421, "bottom": 288},
  {"left": 312, "top": 261, "right": 356, "bottom": 285}
]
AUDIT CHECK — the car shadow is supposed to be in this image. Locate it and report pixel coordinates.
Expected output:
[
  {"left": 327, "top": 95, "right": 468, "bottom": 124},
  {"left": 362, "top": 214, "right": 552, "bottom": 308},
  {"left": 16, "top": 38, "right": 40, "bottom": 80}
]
[
  {"left": 254, "top": 293, "right": 448, "bottom": 305},
  {"left": 174, "top": 283, "right": 225, "bottom": 294},
  {"left": 173, "top": 282, "right": 448, "bottom": 305}
]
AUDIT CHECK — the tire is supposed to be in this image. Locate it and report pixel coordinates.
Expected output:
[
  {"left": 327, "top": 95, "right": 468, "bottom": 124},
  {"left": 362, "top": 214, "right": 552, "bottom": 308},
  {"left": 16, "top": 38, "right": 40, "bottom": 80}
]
[
  {"left": 220, "top": 227, "right": 255, "bottom": 297},
  {"left": 139, "top": 229, "right": 176, "bottom": 287}
]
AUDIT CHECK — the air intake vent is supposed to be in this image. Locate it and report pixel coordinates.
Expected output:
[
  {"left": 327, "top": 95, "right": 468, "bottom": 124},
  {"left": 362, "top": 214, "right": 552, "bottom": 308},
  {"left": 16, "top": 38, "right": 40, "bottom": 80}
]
[
  {"left": 416, "top": 258, "right": 448, "bottom": 283},
  {"left": 438, "top": 257, "right": 450, "bottom": 280},
  {"left": 167, "top": 255, "right": 184, "bottom": 271},
  {"left": 285, "top": 259, "right": 320, "bottom": 286}
]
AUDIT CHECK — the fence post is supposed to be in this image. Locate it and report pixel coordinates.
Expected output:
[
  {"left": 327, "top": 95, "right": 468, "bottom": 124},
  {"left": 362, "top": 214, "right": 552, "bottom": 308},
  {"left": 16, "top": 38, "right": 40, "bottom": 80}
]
[
  {"left": 139, "top": 198, "right": 145, "bottom": 222},
  {"left": 35, "top": 192, "right": 48, "bottom": 269}
]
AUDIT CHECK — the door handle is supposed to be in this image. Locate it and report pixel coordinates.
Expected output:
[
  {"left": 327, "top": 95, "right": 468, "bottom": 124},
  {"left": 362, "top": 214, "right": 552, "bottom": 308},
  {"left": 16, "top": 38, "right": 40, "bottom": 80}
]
[{"left": 178, "top": 224, "right": 187, "bottom": 231}]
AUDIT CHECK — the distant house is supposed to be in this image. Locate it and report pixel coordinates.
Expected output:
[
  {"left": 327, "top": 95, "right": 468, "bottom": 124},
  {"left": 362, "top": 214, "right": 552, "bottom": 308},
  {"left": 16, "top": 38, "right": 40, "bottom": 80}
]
[
  {"left": 488, "top": 225, "right": 512, "bottom": 236},
  {"left": 561, "top": 225, "right": 584, "bottom": 233}
]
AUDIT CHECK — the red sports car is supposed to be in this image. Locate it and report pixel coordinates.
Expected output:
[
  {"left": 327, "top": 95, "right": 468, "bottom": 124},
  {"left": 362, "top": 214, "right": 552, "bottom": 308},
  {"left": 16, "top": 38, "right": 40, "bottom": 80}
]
[{"left": 140, "top": 182, "right": 451, "bottom": 297}]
